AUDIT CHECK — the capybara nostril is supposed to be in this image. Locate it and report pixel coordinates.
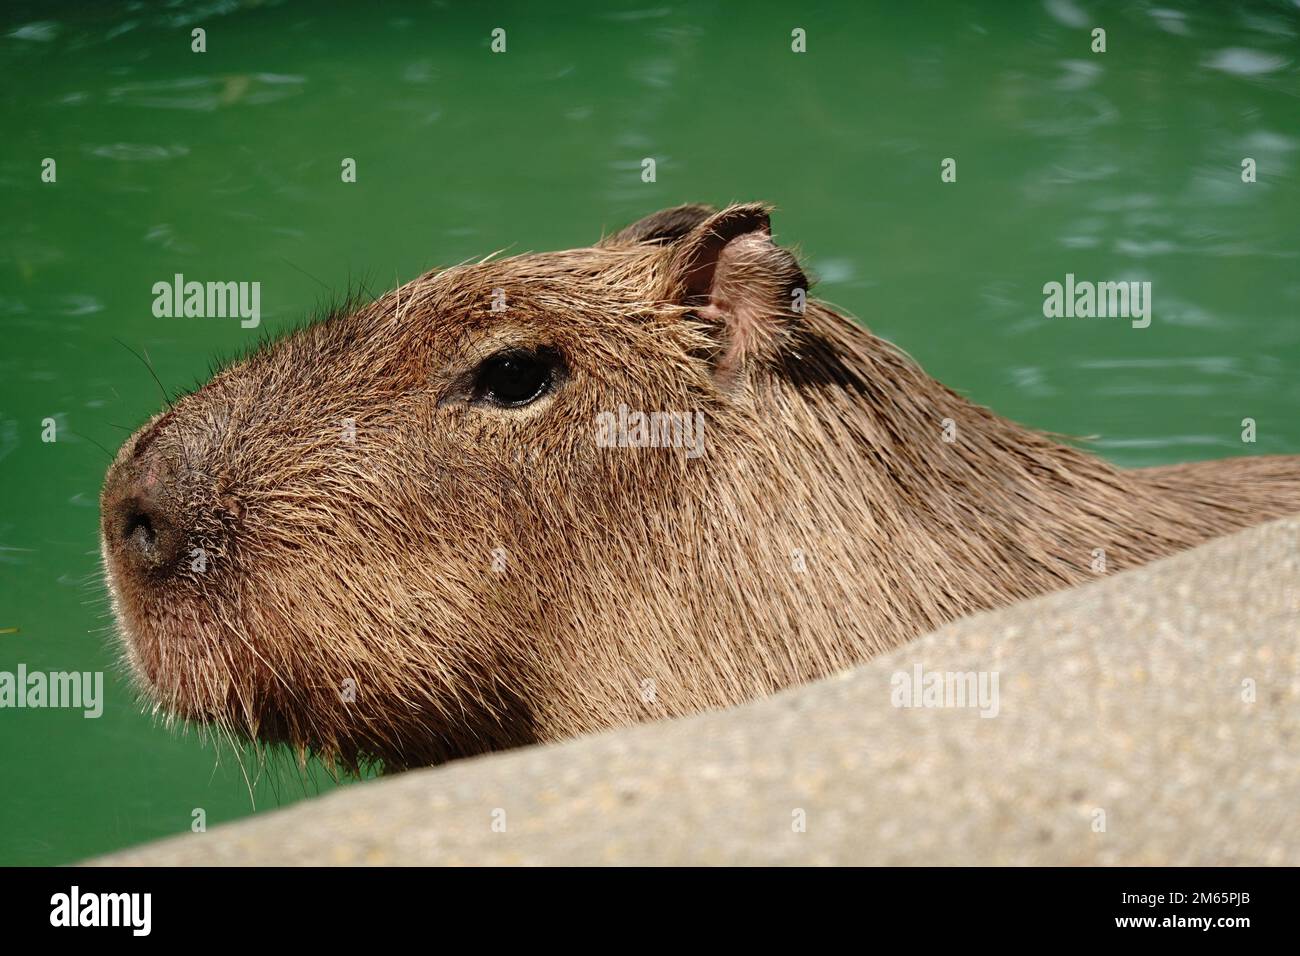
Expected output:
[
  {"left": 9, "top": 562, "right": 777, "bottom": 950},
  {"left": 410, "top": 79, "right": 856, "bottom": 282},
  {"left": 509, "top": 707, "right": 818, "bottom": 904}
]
[
  {"left": 111, "top": 488, "right": 184, "bottom": 575},
  {"left": 122, "top": 504, "right": 158, "bottom": 558}
]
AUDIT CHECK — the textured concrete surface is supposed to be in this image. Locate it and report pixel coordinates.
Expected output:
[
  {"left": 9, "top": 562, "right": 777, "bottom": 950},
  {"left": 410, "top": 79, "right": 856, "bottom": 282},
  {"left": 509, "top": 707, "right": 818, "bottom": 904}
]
[{"left": 91, "top": 517, "right": 1300, "bottom": 865}]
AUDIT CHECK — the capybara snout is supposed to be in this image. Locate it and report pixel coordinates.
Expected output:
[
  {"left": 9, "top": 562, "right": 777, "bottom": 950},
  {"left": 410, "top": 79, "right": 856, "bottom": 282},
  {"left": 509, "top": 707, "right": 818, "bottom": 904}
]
[
  {"left": 102, "top": 427, "right": 185, "bottom": 577},
  {"left": 102, "top": 202, "right": 1300, "bottom": 772}
]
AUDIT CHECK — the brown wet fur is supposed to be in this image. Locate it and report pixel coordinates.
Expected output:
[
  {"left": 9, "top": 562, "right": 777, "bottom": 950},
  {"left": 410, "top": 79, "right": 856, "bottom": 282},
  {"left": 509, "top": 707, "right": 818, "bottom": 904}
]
[{"left": 100, "top": 203, "right": 1300, "bottom": 772}]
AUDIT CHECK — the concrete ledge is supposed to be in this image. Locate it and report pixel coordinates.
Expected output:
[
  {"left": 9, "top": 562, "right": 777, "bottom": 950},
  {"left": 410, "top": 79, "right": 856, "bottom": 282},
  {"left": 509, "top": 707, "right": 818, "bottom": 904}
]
[{"left": 90, "top": 517, "right": 1300, "bottom": 865}]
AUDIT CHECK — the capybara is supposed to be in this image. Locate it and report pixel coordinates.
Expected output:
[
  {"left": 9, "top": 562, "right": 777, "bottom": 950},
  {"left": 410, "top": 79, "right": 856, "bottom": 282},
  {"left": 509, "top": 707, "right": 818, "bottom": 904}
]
[{"left": 100, "top": 203, "right": 1300, "bottom": 770}]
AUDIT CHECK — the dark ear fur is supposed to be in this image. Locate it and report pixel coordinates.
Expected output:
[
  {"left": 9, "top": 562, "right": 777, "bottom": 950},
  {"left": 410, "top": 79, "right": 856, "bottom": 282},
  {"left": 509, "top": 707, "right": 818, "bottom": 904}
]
[{"left": 600, "top": 204, "right": 717, "bottom": 246}]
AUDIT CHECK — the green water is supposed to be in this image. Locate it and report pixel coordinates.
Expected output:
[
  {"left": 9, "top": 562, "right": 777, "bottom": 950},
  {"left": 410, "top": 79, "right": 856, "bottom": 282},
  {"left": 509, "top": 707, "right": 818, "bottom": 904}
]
[{"left": 2, "top": 0, "right": 1298, "bottom": 865}]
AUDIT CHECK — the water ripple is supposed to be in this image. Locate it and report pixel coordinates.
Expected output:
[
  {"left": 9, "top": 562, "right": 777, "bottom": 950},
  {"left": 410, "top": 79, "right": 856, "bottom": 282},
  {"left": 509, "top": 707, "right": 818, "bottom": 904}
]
[
  {"left": 85, "top": 143, "right": 189, "bottom": 162},
  {"left": 1203, "top": 48, "right": 1290, "bottom": 76},
  {"left": 105, "top": 74, "right": 306, "bottom": 111}
]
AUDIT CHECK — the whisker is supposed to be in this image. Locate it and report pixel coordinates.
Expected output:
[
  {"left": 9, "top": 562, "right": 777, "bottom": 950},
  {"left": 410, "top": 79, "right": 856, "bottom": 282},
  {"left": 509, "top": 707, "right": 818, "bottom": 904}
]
[
  {"left": 69, "top": 430, "right": 115, "bottom": 462},
  {"left": 112, "top": 337, "right": 171, "bottom": 408}
]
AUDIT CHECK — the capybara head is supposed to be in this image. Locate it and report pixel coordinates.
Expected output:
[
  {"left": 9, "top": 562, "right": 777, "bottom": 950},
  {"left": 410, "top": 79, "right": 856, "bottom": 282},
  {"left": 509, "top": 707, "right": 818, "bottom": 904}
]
[
  {"left": 102, "top": 202, "right": 1300, "bottom": 772},
  {"left": 101, "top": 203, "right": 813, "bottom": 769}
]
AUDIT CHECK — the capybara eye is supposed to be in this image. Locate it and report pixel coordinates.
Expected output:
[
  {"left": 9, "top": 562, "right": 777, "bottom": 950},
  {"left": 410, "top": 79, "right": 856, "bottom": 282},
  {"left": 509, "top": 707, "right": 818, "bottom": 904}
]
[{"left": 473, "top": 349, "right": 557, "bottom": 408}]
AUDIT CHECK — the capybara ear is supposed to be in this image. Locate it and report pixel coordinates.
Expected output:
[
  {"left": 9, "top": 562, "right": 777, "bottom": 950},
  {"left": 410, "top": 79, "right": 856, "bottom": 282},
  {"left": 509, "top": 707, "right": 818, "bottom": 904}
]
[
  {"left": 666, "top": 203, "right": 808, "bottom": 381},
  {"left": 600, "top": 204, "right": 717, "bottom": 246}
]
